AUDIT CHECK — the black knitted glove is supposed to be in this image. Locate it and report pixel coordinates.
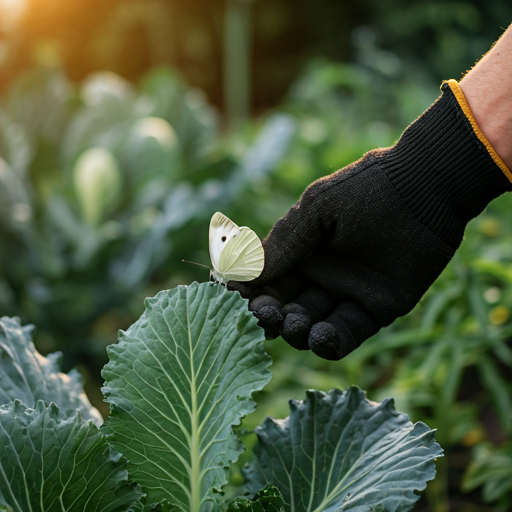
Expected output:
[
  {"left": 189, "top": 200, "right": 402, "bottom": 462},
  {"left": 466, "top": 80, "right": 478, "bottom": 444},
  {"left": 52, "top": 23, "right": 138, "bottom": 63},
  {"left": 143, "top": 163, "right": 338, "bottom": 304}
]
[{"left": 229, "top": 81, "right": 512, "bottom": 360}]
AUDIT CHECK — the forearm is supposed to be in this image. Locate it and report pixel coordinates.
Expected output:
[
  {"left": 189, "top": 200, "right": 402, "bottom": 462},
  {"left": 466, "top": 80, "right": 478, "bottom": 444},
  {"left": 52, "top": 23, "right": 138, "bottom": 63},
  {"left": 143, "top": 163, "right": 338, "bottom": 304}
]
[{"left": 460, "top": 24, "right": 512, "bottom": 170}]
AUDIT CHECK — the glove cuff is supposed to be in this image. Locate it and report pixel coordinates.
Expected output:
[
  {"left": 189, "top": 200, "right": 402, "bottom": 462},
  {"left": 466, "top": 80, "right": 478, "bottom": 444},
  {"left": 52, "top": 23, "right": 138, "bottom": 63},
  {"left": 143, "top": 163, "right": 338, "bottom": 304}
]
[{"left": 379, "top": 80, "right": 512, "bottom": 247}]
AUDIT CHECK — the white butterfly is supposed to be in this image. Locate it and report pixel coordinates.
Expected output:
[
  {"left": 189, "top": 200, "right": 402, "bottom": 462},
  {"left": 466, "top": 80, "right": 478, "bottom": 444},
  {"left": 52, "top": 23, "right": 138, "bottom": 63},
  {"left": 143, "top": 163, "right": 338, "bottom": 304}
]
[{"left": 208, "top": 212, "right": 264, "bottom": 284}]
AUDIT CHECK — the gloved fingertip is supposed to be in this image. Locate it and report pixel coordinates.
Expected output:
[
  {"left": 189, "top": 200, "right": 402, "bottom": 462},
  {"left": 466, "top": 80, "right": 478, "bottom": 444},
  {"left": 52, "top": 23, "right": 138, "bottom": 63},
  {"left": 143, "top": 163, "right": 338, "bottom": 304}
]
[
  {"left": 280, "top": 303, "right": 312, "bottom": 350},
  {"left": 249, "top": 295, "right": 281, "bottom": 313},
  {"left": 308, "top": 322, "right": 350, "bottom": 361},
  {"left": 254, "top": 304, "right": 283, "bottom": 324},
  {"left": 258, "top": 306, "right": 282, "bottom": 339},
  {"left": 281, "top": 314, "right": 311, "bottom": 350},
  {"left": 249, "top": 295, "right": 283, "bottom": 340}
]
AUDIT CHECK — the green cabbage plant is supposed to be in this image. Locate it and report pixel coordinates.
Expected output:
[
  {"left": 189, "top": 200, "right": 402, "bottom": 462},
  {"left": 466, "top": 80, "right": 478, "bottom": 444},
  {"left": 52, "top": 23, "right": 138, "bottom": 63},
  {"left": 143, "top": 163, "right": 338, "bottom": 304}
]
[{"left": 0, "top": 282, "right": 442, "bottom": 511}]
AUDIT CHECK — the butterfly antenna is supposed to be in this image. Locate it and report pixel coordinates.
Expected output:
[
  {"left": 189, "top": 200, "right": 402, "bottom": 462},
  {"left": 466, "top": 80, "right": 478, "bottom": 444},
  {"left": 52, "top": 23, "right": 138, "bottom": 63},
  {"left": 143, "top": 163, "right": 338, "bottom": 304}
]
[{"left": 182, "top": 260, "right": 211, "bottom": 270}]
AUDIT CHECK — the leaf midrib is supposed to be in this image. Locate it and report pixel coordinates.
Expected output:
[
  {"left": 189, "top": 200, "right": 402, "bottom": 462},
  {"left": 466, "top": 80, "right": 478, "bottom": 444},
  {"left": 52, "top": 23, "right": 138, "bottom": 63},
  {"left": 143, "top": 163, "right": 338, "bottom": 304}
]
[{"left": 188, "top": 289, "right": 202, "bottom": 512}]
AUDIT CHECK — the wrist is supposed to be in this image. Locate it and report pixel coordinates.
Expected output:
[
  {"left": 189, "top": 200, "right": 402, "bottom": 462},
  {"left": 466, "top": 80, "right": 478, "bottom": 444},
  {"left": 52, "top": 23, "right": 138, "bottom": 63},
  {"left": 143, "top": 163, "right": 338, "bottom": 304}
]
[
  {"left": 459, "top": 25, "right": 512, "bottom": 170},
  {"left": 378, "top": 81, "right": 512, "bottom": 247},
  {"left": 448, "top": 79, "right": 512, "bottom": 181}
]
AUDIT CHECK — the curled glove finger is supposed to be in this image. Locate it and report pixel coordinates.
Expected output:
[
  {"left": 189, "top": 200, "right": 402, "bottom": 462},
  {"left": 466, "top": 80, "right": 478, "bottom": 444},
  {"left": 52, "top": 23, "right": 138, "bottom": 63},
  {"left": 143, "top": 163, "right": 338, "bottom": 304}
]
[
  {"left": 228, "top": 280, "right": 288, "bottom": 339},
  {"left": 248, "top": 295, "right": 283, "bottom": 339},
  {"left": 280, "top": 286, "right": 337, "bottom": 350},
  {"left": 280, "top": 304, "right": 311, "bottom": 350},
  {"left": 229, "top": 272, "right": 309, "bottom": 340},
  {"left": 309, "top": 302, "right": 380, "bottom": 360}
]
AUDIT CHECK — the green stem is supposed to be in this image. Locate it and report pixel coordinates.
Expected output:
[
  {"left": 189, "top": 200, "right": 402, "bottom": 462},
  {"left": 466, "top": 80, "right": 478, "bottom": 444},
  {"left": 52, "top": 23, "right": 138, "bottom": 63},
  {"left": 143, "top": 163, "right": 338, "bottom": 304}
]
[
  {"left": 189, "top": 318, "right": 201, "bottom": 512},
  {"left": 224, "top": 0, "right": 253, "bottom": 128}
]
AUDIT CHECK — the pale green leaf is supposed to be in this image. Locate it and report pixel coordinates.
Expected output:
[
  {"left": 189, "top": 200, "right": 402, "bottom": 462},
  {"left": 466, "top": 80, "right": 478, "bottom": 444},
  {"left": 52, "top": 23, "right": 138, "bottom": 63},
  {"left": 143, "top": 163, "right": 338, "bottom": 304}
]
[
  {"left": 0, "top": 317, "right": 102, "bottom": 426},
  {"left": 73, "top": 147, "right": 122, "bottom": 226},
  {"left": 245, "top": 387, "right": 443, "bottom": 512},
  {"left": 102, "top": 282, "right": 272, "bottom": 512},
  {"left": 0, "top": 400, "right": 143, "bottom": 512}
]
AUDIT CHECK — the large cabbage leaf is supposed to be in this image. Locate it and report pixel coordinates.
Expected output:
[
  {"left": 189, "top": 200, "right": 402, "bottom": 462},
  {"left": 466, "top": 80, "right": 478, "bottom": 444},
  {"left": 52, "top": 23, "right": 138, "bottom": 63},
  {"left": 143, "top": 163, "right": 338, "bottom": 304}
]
[
  {"left": 245, "top": 387, "right": 443, "bottom": 512},
  {"left": 0, "top": 316, "right": 102, "bottom": 425},
  {"left": 0, "top": 400, "right": 142, "bottom": 512},
  {"left": 102, "top": 282, "right": 272, "bottom": 511}
]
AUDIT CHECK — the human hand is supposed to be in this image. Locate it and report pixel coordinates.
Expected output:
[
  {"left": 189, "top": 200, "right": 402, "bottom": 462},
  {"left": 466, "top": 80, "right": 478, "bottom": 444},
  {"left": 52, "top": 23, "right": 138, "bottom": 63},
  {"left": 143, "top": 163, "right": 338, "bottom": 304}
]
[{"left": 229, "top": 82, "right": 511, "bottom": 360}]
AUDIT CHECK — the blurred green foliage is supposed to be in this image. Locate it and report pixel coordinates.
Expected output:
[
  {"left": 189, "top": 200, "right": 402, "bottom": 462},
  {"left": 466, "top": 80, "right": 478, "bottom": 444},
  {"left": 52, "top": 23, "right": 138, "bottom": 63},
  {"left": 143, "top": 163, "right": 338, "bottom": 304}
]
[{"left": 463, "top": 442, "right": 512, "bottom": 507}]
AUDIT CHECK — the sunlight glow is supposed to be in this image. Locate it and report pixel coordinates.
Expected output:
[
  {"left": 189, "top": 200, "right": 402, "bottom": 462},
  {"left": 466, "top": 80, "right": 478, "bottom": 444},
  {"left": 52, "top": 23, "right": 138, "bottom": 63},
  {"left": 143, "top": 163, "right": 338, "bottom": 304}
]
[{"left": 0, "top": 0, "right": 28, "bottom": 31}]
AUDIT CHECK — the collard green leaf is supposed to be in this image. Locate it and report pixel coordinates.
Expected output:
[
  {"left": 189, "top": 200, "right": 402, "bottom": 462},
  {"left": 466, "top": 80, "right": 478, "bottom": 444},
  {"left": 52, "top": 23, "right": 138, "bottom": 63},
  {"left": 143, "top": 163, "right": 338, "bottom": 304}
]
[
  {"left": 102, "top": 282, "right": 272, "bottom": 512},
  {"left": 245, "top": 387, "right": 443, "bottom": 512},
  {"left": 0, "top": 317, "right": 103, "bottom": 425},
  {"left": 0, "top": 400, "right": 143, "bottom": 512},
  {"left": 227, "top": 486, "right": 285, "bottom": 512}
]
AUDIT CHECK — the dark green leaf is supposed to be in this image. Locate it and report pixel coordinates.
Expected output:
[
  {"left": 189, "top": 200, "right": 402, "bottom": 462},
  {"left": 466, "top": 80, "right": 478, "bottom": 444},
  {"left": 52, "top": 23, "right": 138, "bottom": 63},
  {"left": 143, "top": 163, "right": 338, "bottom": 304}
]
[
  {"left": 0, "top": 317, "right": 102, "bottom": 425},
  {"left": 245, "top": 387, "right": 443, "bottom": 512},
  {"left": 0, "top": 400, "right": 143, "bottom": 512},
  {"left": 227, "top": 486, "right": 285, "bottom": 512},
  {"left": 102, "top": 282, "right": 272, "bottom": 511}
]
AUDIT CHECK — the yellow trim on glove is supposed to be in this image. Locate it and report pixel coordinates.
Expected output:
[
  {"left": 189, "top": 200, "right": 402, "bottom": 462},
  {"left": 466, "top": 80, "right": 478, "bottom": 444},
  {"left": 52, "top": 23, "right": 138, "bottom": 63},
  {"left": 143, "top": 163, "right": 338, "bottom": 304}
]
[{"left": 443, "top": 79, "right": 512, "bottom": 183}]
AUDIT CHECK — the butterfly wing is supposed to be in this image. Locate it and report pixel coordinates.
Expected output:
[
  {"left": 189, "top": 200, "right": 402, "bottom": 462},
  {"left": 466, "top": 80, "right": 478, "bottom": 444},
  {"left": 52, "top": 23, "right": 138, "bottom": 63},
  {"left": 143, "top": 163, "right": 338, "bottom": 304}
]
[
  {"left": 209, "top": 212, "right": 241, "bottom": 272},
  {"left": 217, "top": 226, "right": 264, "bottom": 282}
]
